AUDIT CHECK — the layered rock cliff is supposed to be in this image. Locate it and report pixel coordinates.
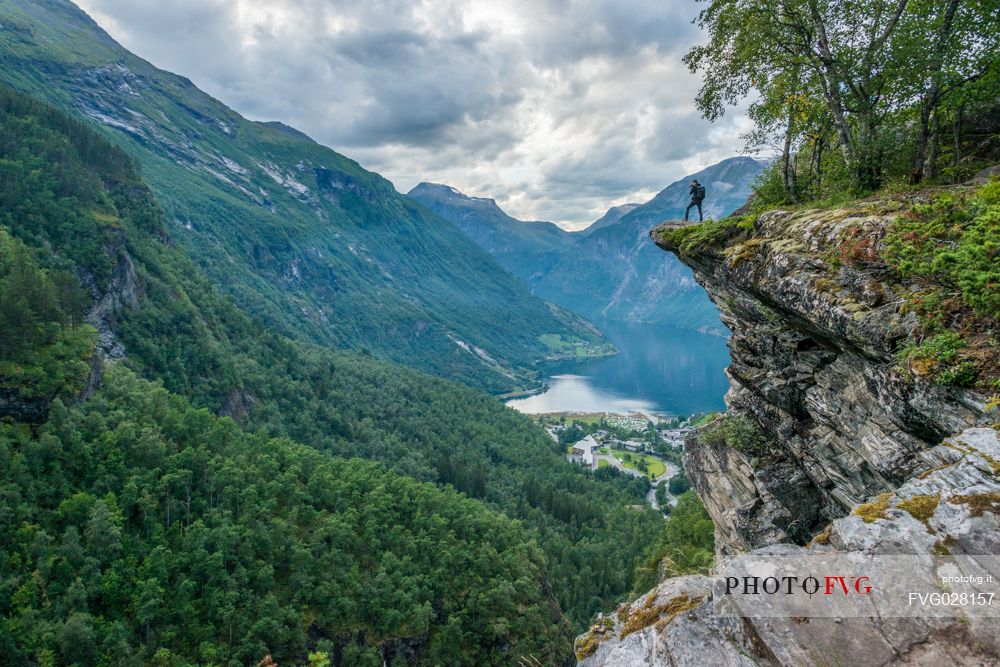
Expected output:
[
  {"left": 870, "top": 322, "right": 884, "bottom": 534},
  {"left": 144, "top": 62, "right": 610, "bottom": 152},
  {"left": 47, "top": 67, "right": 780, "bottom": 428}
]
[{"left": 576, "top": 190, "right": 999, "bottom": 666}]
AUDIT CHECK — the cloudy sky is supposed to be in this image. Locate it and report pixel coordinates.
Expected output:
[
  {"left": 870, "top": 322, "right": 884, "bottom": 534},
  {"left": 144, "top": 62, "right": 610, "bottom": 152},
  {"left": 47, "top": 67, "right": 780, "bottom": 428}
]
[{"left": 75, "top": 0, "right": 752, "bottom": 229}]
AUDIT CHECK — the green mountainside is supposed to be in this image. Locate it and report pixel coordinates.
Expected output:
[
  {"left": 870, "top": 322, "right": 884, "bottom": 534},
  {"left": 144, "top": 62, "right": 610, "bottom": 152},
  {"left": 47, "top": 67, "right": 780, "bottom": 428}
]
[
  {"left": 0, "top": 0, "right": 608, "bottom": 395},
  {"left": 408, "top": 157, "right": 766, "bottom": 334},
  {"left": 0, "top": 79, "right": 665, "bottom": 664}
]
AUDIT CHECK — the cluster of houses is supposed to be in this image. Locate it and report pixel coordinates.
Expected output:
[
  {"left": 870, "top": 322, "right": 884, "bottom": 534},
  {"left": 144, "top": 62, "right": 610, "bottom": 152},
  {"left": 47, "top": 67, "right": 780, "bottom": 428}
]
[
  {"left": 605, "top": 413, "right": 652, "bottom": 431},
  {"left": 567, "top": 428, "right": 693, "bottom": 470},
  {"left": 547, "top": 411, "right": 696, "bottom": 470}
]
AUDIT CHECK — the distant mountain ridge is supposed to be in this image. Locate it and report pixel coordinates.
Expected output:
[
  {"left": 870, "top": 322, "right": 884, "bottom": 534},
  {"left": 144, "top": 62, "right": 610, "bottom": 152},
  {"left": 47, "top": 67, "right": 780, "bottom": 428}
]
[
  {"left": 407, "top": 182, "right": 573, "bottom": 283},
  {"left": 0, "top": 0, "right": 607, "bottom": 394},
  {"left": 582, "top": 203, "right": 641, "bottom": 235},
  {"left": 409, "top": 156, "right": 767, "bottom": 334}
]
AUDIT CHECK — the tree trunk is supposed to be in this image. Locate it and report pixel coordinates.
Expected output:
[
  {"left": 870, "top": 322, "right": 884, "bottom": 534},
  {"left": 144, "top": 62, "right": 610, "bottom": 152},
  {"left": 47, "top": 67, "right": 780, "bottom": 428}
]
[
  {"left": 916, "top": 0, "right": 961, "bottom": 183},
  {"left": 854, "top": 110, "right": 882, "bottom": 191},
  {"left": 814, "top": 135, "right": 825, "bottom": 197},
  {"left": 952, "top": 105, "right": 963, "bottom": 182},
  {"left": 806, "top": 0, "right": 858, "bottom": 170},
  {"left": 782, "top": 113, "right": 797, "bottom": 202},
  {"left": 912, "top": 97, "right": 934, "bottom": 184},
  {"left": 926, "top": 110, "right": 941, "bottom": 182}
]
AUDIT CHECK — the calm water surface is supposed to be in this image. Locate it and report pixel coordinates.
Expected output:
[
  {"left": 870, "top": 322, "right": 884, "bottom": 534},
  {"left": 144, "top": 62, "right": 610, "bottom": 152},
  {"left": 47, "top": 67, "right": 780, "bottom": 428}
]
[{"left": 508, "top": 320, "right": 730, "bottom": 416}]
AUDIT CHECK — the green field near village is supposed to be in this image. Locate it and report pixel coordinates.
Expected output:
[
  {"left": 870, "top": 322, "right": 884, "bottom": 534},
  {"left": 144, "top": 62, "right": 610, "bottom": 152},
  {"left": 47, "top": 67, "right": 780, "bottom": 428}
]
[{"left": 611, "top": 450, "right": 667, "bottom": 478}]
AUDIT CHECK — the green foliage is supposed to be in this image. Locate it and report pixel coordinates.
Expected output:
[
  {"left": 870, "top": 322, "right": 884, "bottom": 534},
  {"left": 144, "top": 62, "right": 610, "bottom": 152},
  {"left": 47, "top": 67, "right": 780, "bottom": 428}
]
[
  {"left": 885, "top": 183, "right": 999, "bottom": 388},
  {"left": 668, "top": 472, "right": 691, "bottom": 496},
  {"left": 0, "top": 82, "right": 158, "bottom": 287},
  {"left": 610, "top": 450, "right": 667, "bottom": 479},
  {"left": 0, "top": 8, "right": 605, "bottom": 395},
  {"left": 898, "top": 333, "right": 980, "bottom": 387},
  {"left": 687, "top": 0, "right": 1000, "bottom": 202},
  {"left": 655, "top": 216, "right": 751, "bottom": 256},
  {"left": 750, "top": 160, "right": 858, "bottom": 214},
  {"left": 0, "top": 367, "right": 571, "bottom": 665},
  {"left": 630, "top": 492, "right": 715, "bottom": 594},
  {"left": 688, "top": 412, "right": 720, "bottom": 428},
  {"left": 557, "top": 423, "right": 587, "bottom": 446},
  {"left": 935, "top": 361, "right": 979, "bottom": 388},
  {"left": 885, "top": 183, "right": 1000, "bottom": 321},
  {"left": 0, "top": 81, "right": 669, "bottom": 643},
  {"left": 655, "top": 481, "right": 668, "bottom": 508},
  {"left": 899, "top": 332, "right": 966, "bottom": 366},
  {"left": 0, "top": 229, "right": 96, "bottom": 400},
  {"left": 701, "top": 414, "right": 770, "bottom": 458}
]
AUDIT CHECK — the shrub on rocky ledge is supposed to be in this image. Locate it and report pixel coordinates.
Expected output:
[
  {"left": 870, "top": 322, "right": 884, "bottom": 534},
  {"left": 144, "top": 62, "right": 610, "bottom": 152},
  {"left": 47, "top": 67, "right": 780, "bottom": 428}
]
[
  {"left": 701, "top": 413, "right": 770, "bottom": 457},
  {"left": 885, "top": 181, "right": 1000, "bottom": 391}
]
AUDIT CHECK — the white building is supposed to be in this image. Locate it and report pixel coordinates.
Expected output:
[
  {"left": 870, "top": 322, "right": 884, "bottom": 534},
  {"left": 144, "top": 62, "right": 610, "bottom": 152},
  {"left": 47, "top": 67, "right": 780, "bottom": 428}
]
[{"left": 569, "top": 435, "right": 600, "bottom": 468}]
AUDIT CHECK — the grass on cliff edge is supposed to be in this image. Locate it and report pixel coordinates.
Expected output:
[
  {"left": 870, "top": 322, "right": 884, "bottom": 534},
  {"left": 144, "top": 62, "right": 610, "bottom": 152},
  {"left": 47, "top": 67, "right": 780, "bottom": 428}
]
[
  {"left": 655, "top": 180, "right": 1000, "bottom": 392},
  {"left": 654, "top": 215, "right": 754, "bottom": 257}
]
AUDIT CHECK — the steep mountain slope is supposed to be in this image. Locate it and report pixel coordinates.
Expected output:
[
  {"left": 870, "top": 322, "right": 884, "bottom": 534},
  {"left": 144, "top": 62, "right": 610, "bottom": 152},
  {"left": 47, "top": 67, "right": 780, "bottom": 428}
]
[
  {"left": 582, "top": 203, "right": 640, "bottom": 235},
  {"left": 618, "top": 156, "right": 766, "bottom": 228},
  {"left": 0, "top": 0, "right": 606, "bottom": 394},
  {"left": 409, "top": 157, "right": 767, "bottom": 334},
  {"left": 0, "top": 83, "right": 667, "bottom": 661},
  {"left": 408, "top": 183, "right": 573, "bottom": 282}
]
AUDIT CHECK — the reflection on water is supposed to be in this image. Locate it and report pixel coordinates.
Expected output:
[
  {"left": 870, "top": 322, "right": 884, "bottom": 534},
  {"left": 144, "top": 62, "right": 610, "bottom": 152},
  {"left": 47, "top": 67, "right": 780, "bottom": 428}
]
[
  {"left": 508, "top": 374, "right": 657, "bottom": 414},
  {"left": 508, "top": 320, "right": 730, "bottom": 416}
]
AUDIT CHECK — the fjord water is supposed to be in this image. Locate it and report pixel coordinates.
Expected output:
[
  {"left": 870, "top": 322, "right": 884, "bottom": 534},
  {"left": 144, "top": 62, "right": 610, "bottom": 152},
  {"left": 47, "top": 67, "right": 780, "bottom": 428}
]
[{"left": 508, "top": 319, "right": 731, "bottom": 416}]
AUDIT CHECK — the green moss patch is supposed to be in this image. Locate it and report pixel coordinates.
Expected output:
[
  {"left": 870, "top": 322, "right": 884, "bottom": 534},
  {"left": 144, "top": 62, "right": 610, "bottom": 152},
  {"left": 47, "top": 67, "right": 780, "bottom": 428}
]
[
  {"left": 655, "top": 216, "right": 753, "bottom": 257},
  {"left": 700, "top": 414, "right": 770, "bottom": 458},
  {"left": 896, "top": 494, "right": 940, "bottom": 527},
  {"left": 574, "top": 633, "right": 601, "bottom": 661},
  {"left": 853, "top": 492, "right": 894, "bottom": 523},
  {"left": 620, "top": 594, "right": 702, "bottom": 640},
  {"left": 574, "top": 617, "right": 615, "bottom": 660},
  {"left": 884, "top": 182, "right": 1000, "bottom": 390}
]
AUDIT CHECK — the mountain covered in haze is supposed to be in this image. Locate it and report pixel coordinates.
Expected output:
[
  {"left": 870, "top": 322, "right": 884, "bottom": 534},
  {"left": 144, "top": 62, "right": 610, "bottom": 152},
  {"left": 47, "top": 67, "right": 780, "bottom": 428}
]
[
  {"left": 406, "top": 183, "right": 574, "bottom": 284},
  {"left": 0, "top": 0, "right": 609, "bottom": 394},
  {"left": 409, "top": 156, "right": 767, "bottom": 334},
  {"left": 582, "top": 203, "right": 641, "bottom": 235}
]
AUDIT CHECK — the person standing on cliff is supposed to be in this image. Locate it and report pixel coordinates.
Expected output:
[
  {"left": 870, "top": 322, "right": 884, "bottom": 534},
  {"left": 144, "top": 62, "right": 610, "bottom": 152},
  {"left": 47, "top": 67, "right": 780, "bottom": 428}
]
[{"left": 684, "top": 179, "right": 706, "bottom": 222}]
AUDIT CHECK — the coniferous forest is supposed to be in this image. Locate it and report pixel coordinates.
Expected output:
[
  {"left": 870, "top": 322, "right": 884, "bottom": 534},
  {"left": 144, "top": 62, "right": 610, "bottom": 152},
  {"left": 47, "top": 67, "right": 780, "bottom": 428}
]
[{"left": 0, "top": 80, "right": 714, "bottom": 666}]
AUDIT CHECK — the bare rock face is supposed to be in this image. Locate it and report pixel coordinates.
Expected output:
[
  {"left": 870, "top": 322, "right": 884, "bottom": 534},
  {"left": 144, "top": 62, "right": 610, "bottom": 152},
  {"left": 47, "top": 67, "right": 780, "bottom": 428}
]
[
  {"left": 577, "top": 204, "right": 998, "bottom": 666},
  {"left": 81, "top": 233, "right": 144, "bottom": 360},
  {"left": 578, "top": 429, "right": 1000, "bottom": 666},
  {"left": 652, "top": 207, "right": 988, "bottom": 553},
  {"left": 575, "top": 575, "right": 757, "bottom": 666}
]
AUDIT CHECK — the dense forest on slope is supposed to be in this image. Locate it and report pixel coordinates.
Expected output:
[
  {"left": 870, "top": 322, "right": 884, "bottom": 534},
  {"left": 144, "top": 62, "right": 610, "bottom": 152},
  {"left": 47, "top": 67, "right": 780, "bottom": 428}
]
[
  {"left": 0, "top": 368, "right": 570, "bottom": 666},
  {"left": 0, "top": 0, "right": 608, "bottom": 395},
  {"left": 0, "top": 82, "right": 666, "bottom": 663}
]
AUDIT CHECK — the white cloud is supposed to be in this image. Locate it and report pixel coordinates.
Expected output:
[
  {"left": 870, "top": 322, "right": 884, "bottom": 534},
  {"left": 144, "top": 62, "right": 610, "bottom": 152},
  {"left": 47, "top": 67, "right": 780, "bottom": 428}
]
[{"left": 75, "top": 0, "right": 750, "bottom": 227}]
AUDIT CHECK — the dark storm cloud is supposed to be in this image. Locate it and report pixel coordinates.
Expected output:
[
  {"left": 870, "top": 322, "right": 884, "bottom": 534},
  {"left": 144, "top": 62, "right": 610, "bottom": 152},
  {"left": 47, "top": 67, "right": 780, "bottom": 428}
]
[{"left": 75, "top": 0, "right": 750, "bottom": 226}]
